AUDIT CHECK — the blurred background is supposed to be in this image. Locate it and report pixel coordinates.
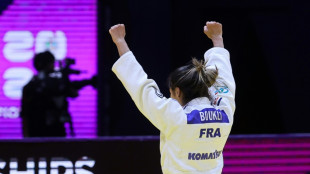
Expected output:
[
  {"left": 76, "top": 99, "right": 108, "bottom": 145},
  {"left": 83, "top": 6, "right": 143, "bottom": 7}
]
[{"left": 0, "top": 0, "right": 309, "bottom": 138}]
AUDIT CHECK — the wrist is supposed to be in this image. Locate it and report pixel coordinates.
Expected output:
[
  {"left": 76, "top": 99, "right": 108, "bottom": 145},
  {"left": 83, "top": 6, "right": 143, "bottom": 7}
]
[
  {"left": 212, "top": 37, "right": 224, "bottom": 48},
  {"left": 114, "top": 38, "right": 126, "bottom": 45},
  {"left": 115, "top": 39, "right": 130, "bottom": 57}
]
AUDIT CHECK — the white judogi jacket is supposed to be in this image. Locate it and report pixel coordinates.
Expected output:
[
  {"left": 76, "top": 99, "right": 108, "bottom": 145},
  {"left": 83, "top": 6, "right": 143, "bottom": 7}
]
[{"left": 112, "top": 47, "right": 236, "bottom": 174}]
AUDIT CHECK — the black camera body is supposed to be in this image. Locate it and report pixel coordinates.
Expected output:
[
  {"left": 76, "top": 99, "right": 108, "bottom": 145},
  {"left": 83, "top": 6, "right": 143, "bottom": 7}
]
[{"left": 59, "top": 58, "right": 81, "bottom": 76}]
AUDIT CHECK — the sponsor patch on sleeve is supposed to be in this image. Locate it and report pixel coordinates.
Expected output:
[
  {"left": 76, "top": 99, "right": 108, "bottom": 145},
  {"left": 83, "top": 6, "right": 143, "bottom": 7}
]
[{"left": 214, "top": 86, "right": 229, "bottom": 95}]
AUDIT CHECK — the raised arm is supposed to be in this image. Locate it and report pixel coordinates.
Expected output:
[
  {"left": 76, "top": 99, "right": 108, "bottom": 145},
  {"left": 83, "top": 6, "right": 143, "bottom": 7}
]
[
  {"left": 203, "top": 21, "right": 236, "bottom": 121},
  {"left": 203, "top": 21, "right": 235, "bottom": 94},
  {"left": 109, "top": 24, "right": 185, "bottom": 133}
]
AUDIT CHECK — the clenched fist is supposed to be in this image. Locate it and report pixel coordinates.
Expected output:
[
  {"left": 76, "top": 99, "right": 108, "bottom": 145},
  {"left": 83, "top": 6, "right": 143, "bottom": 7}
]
[
  {"left": 109, "top": 24, "right": 126, "bottom": 44},
  {"left": 109, "top": 24, "right": 130, "bottom": 56},
  {"left": 203, "top": 21, "right": 224, "bottom": 48},
  {"left": 204, "top": 21, "right": 222, "bottom": 40}
]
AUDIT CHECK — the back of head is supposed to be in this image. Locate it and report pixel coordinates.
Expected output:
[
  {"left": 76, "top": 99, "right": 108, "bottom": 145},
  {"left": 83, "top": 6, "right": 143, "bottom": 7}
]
[
  {"left": 168, "top": 58, "right": 218, "bottom": 104},
  {"left": 33, "top": 51, "right": 55, "bottom": 72}
]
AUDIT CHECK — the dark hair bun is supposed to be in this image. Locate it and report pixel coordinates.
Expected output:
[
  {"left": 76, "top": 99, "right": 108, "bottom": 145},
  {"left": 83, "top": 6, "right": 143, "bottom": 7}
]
[
  {"left": 192, "top": 58, "right": 218, "bottom": 87},
  {"left": 168, "top": 58, "right": 219, "bottom": 104}
]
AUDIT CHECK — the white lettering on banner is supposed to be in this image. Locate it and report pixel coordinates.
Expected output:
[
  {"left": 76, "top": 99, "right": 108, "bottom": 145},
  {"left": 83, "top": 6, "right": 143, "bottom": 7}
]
[
  {"left": 0, "top": 157, "right": 95, "bottom": 173},
  {"left": 10, "top": 158, "right": 35, "bottom": 174},
  {"left": 39, "top": 158, "right": 47, "bottom": 174},
  {"left": 50, "top": 158, "right": 73, "bottom": 174},
  {"left": 1, "top": 30, "right": 67, "bottom": 100},
  {"left": 0, "top": 106, "right": 20, "bottom": 118},
  {"left": 3, "top": 68, "right": 33, "bottom": 99},
  {"left": 3, "top": 31, "right": 34, "bottom": 62},
  {"left": 75, "top": 157, "right": 96, "bottom": 174},
  {"left": 0, "top": 159, "right": 5, "bottom": 169},
  {"left": 35, "top": 31, "right": 67, "bottom": 60}
]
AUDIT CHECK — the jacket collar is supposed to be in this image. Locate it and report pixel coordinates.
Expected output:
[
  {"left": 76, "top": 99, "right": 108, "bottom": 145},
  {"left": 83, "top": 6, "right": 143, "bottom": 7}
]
[{"left": 183, "top": 97, "right": 211, "bottom": 109}]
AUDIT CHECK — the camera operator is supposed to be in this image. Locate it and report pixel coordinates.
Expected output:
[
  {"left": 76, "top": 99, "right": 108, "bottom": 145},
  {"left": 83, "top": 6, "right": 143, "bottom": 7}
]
[{"left": 21, "top": 51, "right": 96, "bottom": 137}]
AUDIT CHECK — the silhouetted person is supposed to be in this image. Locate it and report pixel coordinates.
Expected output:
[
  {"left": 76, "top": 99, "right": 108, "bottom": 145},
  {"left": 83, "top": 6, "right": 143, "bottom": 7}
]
[{"left": 21, "top": 51, "right": 96, "bottom": 137}]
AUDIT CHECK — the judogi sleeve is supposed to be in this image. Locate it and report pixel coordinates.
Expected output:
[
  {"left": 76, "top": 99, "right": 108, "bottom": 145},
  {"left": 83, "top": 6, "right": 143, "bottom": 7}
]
[
  {"left": 204, "top": 47, "right": 236, "bottom": 124},
  {"left": 112, "top": 51, "right": 184, "bottom": 133}
]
